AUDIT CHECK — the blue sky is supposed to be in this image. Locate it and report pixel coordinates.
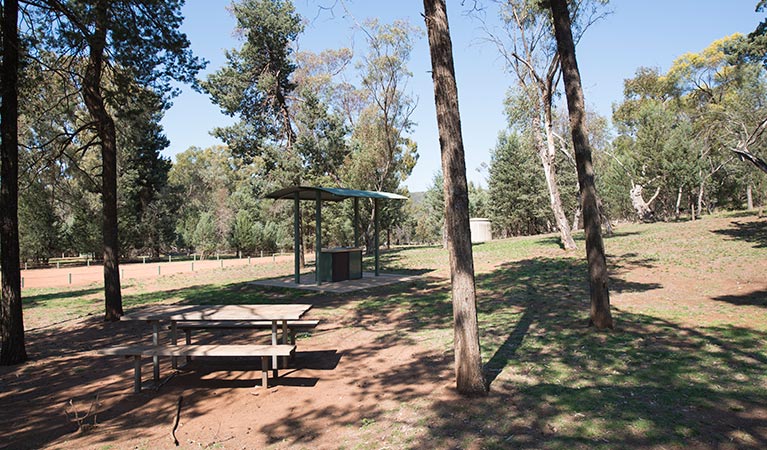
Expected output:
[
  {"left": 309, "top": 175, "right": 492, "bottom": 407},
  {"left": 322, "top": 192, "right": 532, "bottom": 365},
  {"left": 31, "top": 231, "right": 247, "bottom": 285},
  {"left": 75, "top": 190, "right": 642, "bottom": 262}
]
[{"left": 160, "top": 0, "right": 763, "bottom": 192}]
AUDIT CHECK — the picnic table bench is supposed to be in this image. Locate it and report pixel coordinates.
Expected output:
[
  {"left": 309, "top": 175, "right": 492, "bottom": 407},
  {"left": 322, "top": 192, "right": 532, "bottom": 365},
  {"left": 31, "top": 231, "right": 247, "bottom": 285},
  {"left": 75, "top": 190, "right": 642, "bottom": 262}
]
[
  {"left": 97, "top": 344, "right": 295, "bottom": 393},
  {"left": 175, "top": 319, "right": 320, "bottom": 345}
]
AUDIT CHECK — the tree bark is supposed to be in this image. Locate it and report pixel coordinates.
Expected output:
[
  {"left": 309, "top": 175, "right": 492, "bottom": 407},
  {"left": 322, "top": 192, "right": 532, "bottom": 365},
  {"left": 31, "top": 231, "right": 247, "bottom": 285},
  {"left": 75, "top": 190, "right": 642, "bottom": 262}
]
[
  {"left": 747, "top": 184, "right": 754, "bottom": 210},
  {"left": 423, "top": 0, "right": 487, "bottom": 395},
  {"left": 550, "top": 0, "right": 613, "bottom": 330},
  {"left": 83, "top": 0, "right": 122, "bottom": 321},
  {"left": 1, "top": 0, "right": 28, "bottom": 365}
]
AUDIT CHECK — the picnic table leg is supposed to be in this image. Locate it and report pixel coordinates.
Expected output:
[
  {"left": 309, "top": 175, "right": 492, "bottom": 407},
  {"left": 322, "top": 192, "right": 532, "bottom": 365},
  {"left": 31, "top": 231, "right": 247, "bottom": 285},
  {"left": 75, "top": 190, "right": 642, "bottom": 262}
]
[
  {"left": 184, "top": 329, "right": 192, "bottom": 364},
  {"left": 261, "top": 356, "right": 269, "bottom": 388},
  {"left": 133, "top": 355, "right": 142, "bottom": 393},
  {"left": 152, "top": 320, "right": 160, "bottom": 383},
  {"left": 171, "top": 321, "right": 178, "bottom": 369},
  {"left": 281, "top": 320, "right": 289, "bottom": 368},
  {"left": 271, "top": 321, "right": 278, "bottom": 377}
]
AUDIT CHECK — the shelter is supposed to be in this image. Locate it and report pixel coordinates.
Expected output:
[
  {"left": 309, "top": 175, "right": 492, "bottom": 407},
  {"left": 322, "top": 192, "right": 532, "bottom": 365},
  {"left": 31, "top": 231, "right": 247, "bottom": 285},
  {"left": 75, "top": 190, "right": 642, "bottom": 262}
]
[{"left": 264, "top": 186, "right": 407, "bottom": 286}]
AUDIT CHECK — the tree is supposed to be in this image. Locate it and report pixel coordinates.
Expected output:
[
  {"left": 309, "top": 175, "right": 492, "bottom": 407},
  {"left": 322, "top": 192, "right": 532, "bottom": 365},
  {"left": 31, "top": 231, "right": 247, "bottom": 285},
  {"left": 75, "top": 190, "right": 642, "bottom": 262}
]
[
  {"left": 116, "top": 88, "right": 176, "bottom": 258},
  {"left": 549, "top": 0, "right": 614, "bottom": 329},
  {"left": 488, "top": 132, "right": 551, "bottom": 237},
  {"left": 203, "top": 0, "right": 307, "bottom": 263},
  {"left": 34, "top": 0, "right": 204, "bottom": 320},
  {"left": 423, "top": 0, "right": 487, "bottom": 395},
  {"left": 1, "top": 0, "right": 28, "bottom": 364},
  {"left": 479, "top": 0, "right": 606, "bottom": 250},
  {"left": 343, "top": 19, "right": 419, "bottom": 251}
]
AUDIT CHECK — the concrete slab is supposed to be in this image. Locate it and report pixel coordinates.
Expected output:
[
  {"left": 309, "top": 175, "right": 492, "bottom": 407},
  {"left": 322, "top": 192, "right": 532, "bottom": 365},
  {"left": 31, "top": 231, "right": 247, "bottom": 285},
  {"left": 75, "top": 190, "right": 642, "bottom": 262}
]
[{"left": 249, "top": 272, "right": 418, "bottom": 293}]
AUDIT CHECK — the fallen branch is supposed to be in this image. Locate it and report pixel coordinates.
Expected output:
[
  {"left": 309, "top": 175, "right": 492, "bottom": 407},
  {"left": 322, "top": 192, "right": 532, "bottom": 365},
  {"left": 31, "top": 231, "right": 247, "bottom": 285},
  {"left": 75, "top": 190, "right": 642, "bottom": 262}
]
[
  {"left": 64, "top": 393, "right": 100, "bottom": 432},
  {"left": 171, "top": 395, "right": 183, "bottom": 446}
]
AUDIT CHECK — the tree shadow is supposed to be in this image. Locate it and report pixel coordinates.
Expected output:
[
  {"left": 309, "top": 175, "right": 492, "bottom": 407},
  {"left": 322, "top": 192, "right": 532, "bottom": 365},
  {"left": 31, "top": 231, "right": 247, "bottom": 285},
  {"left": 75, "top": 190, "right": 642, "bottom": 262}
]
[
  {"left": 424, "top": 306, "right": 767, "bottom": 449},
  {"left": 23, "top": 287, "right": 103, "bottom": 306},
  {"left": 711, "top": 219, "right": 767, "bottom": 248},
  {"left": 477, "top": 256, "right": 662, "bottom": 386},
  {"left": 711, "top": 289, "right": 767, "bottom": 308}
]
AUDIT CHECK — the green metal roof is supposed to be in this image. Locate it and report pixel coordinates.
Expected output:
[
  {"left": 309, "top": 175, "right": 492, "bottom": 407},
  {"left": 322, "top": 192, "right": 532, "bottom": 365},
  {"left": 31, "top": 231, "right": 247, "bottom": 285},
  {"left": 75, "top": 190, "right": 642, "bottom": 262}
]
[{"left": 264, "top": 186, "right": 408, "bottom": 202}]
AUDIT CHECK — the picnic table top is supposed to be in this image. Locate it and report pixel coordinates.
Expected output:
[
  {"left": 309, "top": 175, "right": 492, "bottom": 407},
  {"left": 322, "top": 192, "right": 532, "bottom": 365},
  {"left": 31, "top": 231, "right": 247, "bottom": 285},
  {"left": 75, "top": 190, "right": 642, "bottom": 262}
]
[{"left": 121, "top": 304, "right": 312, "bottom": 322}]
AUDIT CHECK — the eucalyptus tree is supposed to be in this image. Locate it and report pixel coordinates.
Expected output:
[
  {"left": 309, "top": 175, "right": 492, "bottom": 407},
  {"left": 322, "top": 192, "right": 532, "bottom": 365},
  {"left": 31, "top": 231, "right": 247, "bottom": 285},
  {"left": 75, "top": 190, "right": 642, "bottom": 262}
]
[
  {"left": 424, "top": 0, "right": 487, "bottom": 396},
  {"left": 343, "top": 19, "right": 419, "bottom": 250},
  {"left": 479, "top": 0, "right": 607, "bottom": 250},
  {"left": 550, "top": 0, "right": 613, "bottom": 329},
  {"left": 612, "top": 72, "right": 697, "bottom": 221},
  {"left": 613, "top": 35, "right": 767, "bottom": 219},
  {"left": 29, "top": 0, "right": 204, "bottom": 320}
]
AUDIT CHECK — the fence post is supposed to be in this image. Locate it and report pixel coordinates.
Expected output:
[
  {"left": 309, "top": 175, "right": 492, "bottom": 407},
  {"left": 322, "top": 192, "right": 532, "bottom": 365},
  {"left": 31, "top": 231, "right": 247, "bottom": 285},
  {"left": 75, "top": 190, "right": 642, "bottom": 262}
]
[
  {"left": 220, "top": 259, "right": 223, "bottom": 269},
  {"left": 273, "top": 253, "right": 276, "bottom": 262},
  {"left": 248, "top": 256, "right": 251, "bottom": 265},
  {"left": 21, "top": 277, "right": 24, "bottom": 288},
  {"left": 57, "top": 262, "right": 60, "bottom": 269},
  {"left": 121, "top": 268, "right": 125, "bottom": 279},
  {"left": 158, "top": 265, "right": 161, "bottom": 276},
  {"left": 68, "top": 273, "right": 72, "bottom": 285},
  {"left": 143, "top": 256, "right": 146, "bottom": 264},
  {"left": 191, "top": 262, "right": 194, "bottom": 272}
]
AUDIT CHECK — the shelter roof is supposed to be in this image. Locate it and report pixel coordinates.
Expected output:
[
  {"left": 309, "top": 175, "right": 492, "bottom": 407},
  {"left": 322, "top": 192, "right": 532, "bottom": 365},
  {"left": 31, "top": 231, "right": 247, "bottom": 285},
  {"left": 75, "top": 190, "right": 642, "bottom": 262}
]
[{"left": 264, "top": 186, "right": 407, "bottom": 202}]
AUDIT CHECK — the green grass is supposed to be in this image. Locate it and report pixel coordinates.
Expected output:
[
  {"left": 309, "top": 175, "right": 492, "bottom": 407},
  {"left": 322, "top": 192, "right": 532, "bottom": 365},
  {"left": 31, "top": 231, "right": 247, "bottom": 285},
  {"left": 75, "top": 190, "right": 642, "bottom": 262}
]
[{"left": 16, "top": 212, "right": 767, "bottom": 449}]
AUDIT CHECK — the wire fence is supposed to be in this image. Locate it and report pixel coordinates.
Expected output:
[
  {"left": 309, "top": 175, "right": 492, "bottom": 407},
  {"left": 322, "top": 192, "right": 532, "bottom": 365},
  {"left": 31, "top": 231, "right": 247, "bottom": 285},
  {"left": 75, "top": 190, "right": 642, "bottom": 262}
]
[{"left": 4, "top": 253, "right": 295, "bottom": 290}]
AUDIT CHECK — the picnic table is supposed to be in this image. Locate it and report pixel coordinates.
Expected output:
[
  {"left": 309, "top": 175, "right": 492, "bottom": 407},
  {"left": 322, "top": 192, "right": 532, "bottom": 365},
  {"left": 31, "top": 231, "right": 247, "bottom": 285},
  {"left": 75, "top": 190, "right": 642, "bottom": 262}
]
[{"left": 116, "top": 303, "right": 313, "bottom": 390}]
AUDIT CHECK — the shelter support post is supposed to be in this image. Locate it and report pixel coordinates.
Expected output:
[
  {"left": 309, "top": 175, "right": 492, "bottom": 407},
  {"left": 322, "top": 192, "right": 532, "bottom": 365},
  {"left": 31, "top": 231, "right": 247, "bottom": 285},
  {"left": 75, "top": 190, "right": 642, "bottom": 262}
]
[
  {"left": 374, "top": 198, "right": 379, "bottom": 276},
  {"left": 294, "top": 192, "right": 300, "bottom": 284},
  {"left": 354, "top": 197, "right": 359, "bottom": 248},
  {"left": 316, "top": 190, "right": 322, "bottom": 286}
]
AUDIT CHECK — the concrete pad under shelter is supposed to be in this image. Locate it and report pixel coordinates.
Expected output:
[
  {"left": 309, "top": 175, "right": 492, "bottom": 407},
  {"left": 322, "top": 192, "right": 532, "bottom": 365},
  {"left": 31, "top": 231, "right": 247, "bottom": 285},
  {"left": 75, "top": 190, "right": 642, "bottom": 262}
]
[{"left": 249, "top": 272, "right": 418, "bottom": 293}]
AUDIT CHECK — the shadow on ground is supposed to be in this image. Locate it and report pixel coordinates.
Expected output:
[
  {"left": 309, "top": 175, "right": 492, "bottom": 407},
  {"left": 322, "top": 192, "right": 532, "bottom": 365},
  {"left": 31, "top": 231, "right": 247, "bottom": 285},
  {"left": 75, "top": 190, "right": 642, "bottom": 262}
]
[
  {"left": 2, "top": 252, "right": 765, "bottom": 449},
  {"left": 711, "top": 218, "right": 767, "bottom": 248}
]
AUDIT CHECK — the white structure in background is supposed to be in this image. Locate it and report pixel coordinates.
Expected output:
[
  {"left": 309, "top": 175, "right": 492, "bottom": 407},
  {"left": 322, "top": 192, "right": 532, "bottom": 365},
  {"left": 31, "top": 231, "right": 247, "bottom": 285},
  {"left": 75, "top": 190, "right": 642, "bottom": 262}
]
[{"left": 469, "top": 218, "right": 492, "bottom": 244}]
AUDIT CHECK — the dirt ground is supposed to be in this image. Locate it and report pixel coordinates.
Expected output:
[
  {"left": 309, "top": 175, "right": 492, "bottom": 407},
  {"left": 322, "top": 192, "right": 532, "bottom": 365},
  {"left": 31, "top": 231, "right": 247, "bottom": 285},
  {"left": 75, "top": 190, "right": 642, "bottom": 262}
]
[
  {"left": 1, "top": 216, "right": 765, "bottom": 449},
  {"left": 20, "top": 255, "right": 294, "bottom": 290}
]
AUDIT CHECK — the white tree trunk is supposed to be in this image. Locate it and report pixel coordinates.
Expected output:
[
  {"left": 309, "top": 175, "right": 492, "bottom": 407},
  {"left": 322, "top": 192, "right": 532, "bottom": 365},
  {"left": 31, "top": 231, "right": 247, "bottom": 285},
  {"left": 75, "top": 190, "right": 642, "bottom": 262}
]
[
  {"left": 629, "top": 184, "right": 658, "bottom": 222},
  {"left": 747, "top": 184, "right": 754, "bottom": 210},
  {"left": 675, "top": 186, "right": 683, "bottom": 220},
  {"left": 535, "top": 116, "right": 577, "bottom": 250}
]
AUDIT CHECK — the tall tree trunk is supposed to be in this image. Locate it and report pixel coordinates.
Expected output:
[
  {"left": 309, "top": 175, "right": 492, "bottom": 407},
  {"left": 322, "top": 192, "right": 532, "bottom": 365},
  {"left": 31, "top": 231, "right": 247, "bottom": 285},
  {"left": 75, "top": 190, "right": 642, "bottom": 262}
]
[
  {"left": 1, "top": 0, "right": 28, "bottom": 365},
  {"left": 83, "top": 0, "right": 122, "bottom": 321},
  {"left": 550, "top": 0, "right": 613, "bottom": 330},
  {"left": 424, "top": 0, "right": 487, "bottom": 395},
  {"left": 534, "top": 116, "right": 577, "bottom": 250},
  {"left": 747, "top": 184, "right": 754, "bottom": 210},
  {"left": 675, "top": 186, "right": 683, "bottom": 219}
]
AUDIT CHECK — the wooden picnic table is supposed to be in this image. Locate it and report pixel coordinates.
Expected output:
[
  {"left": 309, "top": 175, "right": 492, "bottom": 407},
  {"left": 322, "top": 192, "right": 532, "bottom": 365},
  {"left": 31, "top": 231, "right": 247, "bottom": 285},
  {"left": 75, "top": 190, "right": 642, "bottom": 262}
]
[{"left": 121, "top": 304, "right": 313, "bottom": 382}]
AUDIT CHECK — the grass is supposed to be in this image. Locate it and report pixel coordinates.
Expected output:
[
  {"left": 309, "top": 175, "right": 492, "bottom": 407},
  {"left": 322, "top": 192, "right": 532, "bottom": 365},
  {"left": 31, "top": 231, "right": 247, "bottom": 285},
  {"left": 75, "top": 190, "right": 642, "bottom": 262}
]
[{"left": 14, "top": 211, "right": 767, "bottom": 448}]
